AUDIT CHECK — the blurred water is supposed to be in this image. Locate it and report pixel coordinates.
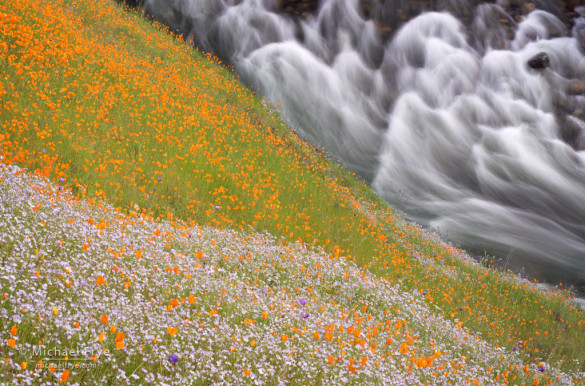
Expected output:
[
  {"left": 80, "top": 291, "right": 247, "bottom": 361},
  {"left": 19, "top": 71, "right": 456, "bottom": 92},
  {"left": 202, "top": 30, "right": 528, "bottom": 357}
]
[{"left": 143, "top": 0, "right": 585, "bottom": 286}]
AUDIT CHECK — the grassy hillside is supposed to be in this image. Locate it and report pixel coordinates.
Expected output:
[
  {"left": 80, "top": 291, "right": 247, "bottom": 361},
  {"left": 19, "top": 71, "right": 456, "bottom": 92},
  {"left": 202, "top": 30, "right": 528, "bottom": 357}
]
[
  {"left": 3, "top": 163, "right": 577, "bottom": 384},
  {"left": 1, "top": 0, "right": 584, "bottom": 383}
]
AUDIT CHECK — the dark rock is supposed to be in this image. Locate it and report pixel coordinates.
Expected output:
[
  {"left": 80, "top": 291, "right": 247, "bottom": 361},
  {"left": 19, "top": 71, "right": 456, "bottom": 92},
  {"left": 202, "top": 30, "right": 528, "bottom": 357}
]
[
  {"left": 276, "top": 0, "right": 319, "bottom": 18},
  {"left": 473, "top": 4, "right": 516, "bottom": 52},
  {"left": 557, "top": 115, "right": 585, "bottom": 151},
  {"left": 573, "top": 10, "right": 585, "bottom": 52},
  {"left": 528, "top": 52, "right": 550, "bottom": 70},
  {"left": 568, "top": 81, "right": 585, "bottom": 95},
  {"left": 274, "top": 1, "right": 583, "bottom": 50}
]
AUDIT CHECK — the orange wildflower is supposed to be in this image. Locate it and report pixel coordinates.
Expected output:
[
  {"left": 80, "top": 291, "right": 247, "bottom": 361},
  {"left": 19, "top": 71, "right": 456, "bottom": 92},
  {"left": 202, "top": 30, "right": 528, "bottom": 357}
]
[
  {"left": 60, "top": 369, "right": 69, "bottom": 383},
  {"left": 115, "top": 332, "right": 125, "bottom": 343}
]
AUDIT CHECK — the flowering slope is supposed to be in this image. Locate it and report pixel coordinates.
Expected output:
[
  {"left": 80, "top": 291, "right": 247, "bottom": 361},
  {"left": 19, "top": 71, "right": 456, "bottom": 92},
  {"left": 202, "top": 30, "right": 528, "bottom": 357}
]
[
  {"left": 1, "top": 164, "right": 579, "bottom": 385},
  {"left": 1, "top": 0, "right": 585, "bottom": 378}
]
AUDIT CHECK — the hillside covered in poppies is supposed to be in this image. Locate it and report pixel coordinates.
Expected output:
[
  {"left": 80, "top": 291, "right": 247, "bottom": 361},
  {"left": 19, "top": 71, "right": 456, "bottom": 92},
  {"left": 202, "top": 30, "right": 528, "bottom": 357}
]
[{"left": 1, "top": 0, "right": 585, "bottom": 384}]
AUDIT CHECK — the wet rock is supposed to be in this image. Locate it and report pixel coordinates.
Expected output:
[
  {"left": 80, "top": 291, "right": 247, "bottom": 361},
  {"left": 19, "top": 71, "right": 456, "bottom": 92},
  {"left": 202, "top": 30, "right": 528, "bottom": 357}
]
[
  {"left": 573, "top": 10, "right": 585, "bottom": 52},
  {"left": 558, "top": 116, "right": 585, "bottom": 151},
  {"left": 276, "top": 0, "right": 319, "bottom": 17},
  {"left": 528, "top": 52, "right": 550, "bottom": 69},
  {"left": 568, "top": 80, "right": 585, "bottom": 95},
  {"left": 473, "top": 3, "right": 516, "bottom": 52}
]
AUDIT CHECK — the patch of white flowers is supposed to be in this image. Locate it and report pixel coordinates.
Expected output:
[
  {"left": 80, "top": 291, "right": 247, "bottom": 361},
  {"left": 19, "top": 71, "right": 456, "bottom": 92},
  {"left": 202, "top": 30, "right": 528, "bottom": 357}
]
[{"left": 0, "top": 164, "right": 577, "bottom": 385}]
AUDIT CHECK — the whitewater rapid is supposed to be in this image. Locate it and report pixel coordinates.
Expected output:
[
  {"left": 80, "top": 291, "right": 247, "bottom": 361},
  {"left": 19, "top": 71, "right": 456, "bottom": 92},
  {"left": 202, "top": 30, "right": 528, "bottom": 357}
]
[{"left": 142, "top": 0, "right": 585, "bottom": 285}]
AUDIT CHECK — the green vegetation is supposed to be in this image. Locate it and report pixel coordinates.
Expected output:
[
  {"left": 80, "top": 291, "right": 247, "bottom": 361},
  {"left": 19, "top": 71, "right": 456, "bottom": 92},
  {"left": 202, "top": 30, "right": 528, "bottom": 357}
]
[{"left": 1, "top": 0, "right": 584, "bottom": 383}]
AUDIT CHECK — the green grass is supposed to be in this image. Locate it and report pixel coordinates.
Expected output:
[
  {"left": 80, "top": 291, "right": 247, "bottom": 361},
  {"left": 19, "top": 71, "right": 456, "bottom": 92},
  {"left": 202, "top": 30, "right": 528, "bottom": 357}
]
[
  {"left": 0, "top": 165, "right": 567, "bottom": 384},
  {"left": 1, "top": 0, "right": 585, "bottom": 381}
]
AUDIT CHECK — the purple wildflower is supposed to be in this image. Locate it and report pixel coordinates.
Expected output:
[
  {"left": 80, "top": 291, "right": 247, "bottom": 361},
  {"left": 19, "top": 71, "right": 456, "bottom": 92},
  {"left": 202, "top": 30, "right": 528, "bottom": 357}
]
[{"left": 168, "top": 354, "right": 178, "bottom": 365}]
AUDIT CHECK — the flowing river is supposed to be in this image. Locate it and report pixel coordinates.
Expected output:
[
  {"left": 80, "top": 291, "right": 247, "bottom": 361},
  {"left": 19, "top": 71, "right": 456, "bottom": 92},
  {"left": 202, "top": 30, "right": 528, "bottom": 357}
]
[{"left": 142, "top": 0, "right": 585, "bottom": 287}]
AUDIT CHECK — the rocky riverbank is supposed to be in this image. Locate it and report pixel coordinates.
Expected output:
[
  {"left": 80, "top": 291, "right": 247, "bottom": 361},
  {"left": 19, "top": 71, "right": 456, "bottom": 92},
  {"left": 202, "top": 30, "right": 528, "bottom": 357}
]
[{"left": 278, "top": 0, "right": 581, "bottom": 32}]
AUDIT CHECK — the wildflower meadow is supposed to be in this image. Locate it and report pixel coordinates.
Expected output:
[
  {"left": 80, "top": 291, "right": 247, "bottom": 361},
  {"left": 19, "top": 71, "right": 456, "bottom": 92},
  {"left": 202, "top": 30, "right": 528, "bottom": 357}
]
[{"left": 1, "top": 0, "right": 585, "bottom": 384}]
